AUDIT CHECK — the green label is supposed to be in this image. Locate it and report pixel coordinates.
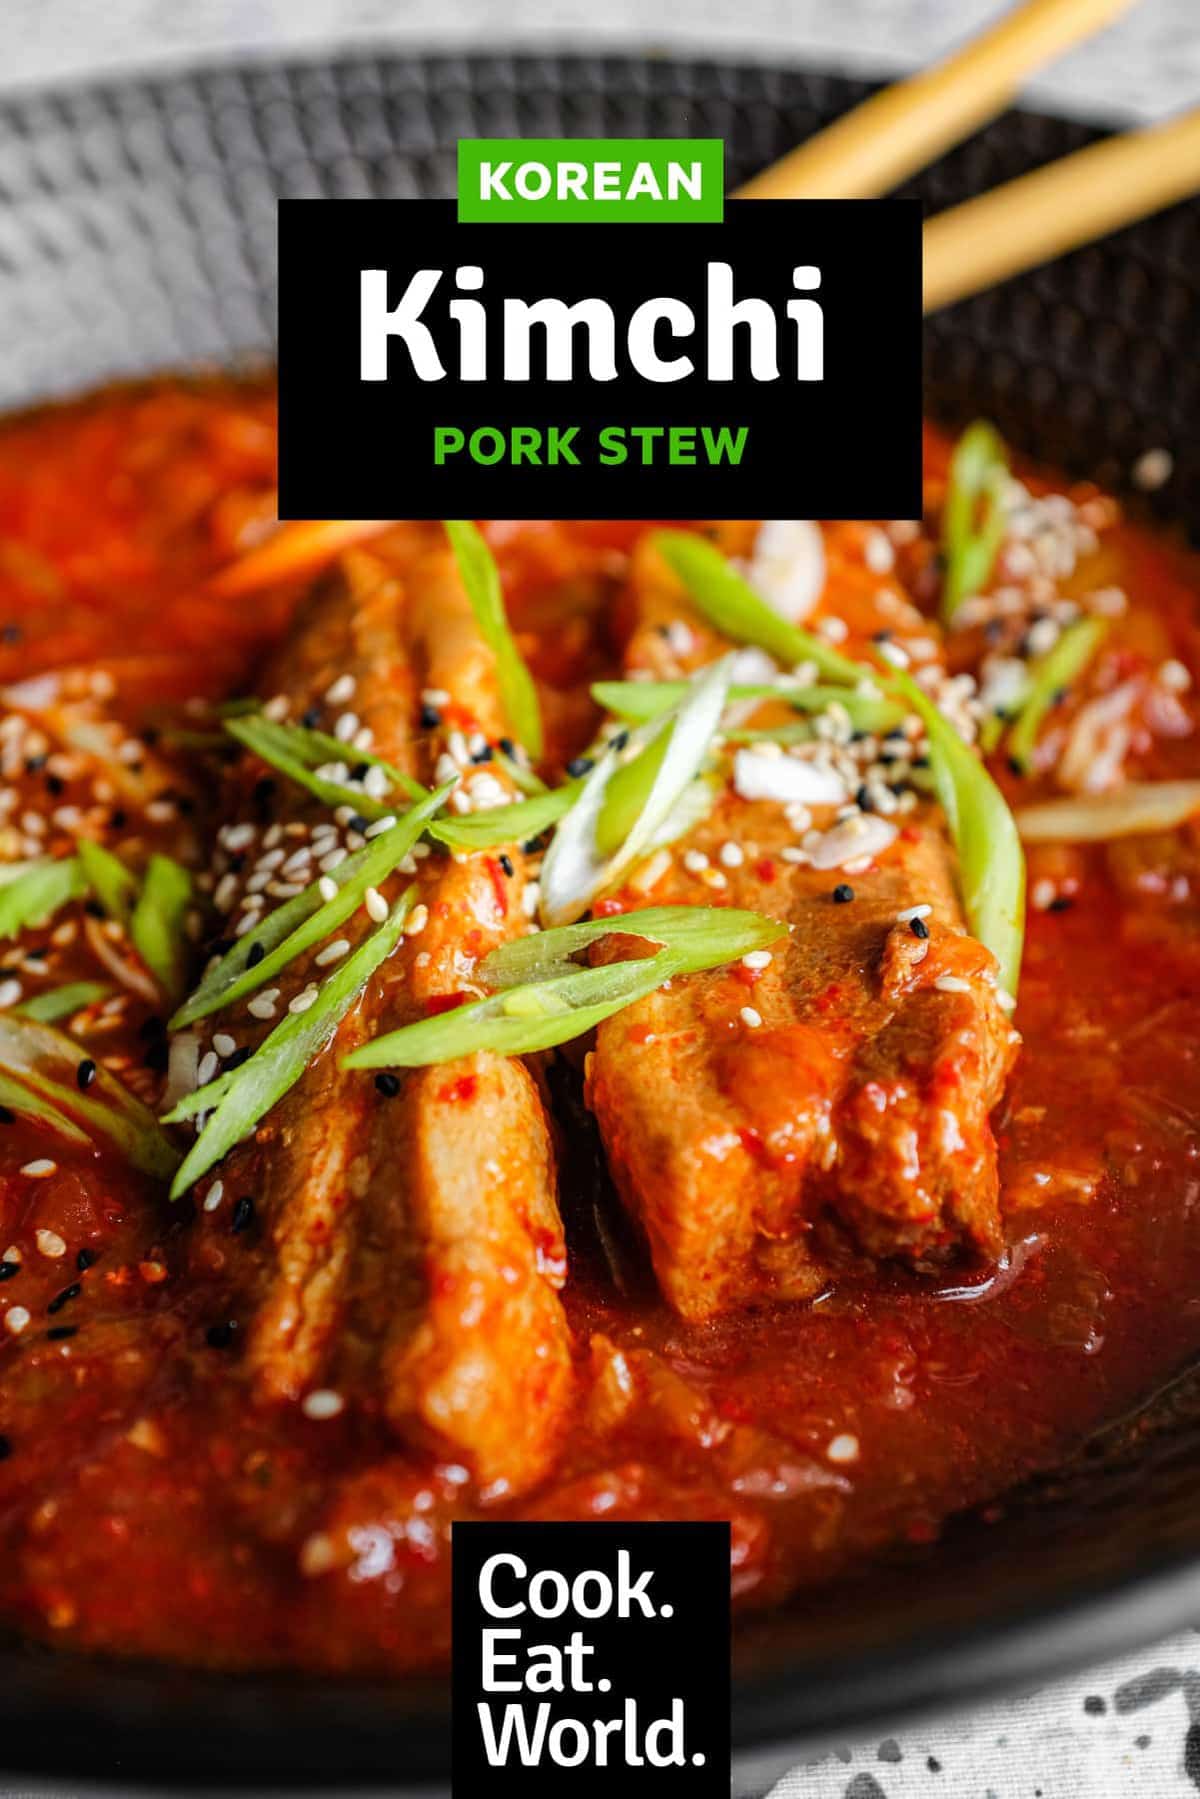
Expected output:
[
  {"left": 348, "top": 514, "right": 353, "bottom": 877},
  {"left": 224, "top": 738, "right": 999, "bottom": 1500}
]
[{"left": 457, "top": 139, "right": 724, "bottom": 223}]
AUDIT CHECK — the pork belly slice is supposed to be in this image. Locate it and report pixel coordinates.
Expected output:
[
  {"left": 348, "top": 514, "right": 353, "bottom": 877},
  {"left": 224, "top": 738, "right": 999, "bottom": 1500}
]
[
  {"left": 190, "top": 534, "right": 572, "bottom": 1494},
  {"left": 585, "top": 531, "right": 1018, "bottom": 1320}
]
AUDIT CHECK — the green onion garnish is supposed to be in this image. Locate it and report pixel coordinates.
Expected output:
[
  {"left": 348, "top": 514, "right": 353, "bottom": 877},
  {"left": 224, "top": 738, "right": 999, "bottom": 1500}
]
[
  {"left": 429, "top": 783, "right": 579, "bottom": 852},
  {"left": 171, "top": 784, "right": 452, "bottom": 1029},
  {"left": 445, "top": 520, "right": 543, "bottom": 761},
  {"left": 77, "top": 838, "right": 138, "bottom": 926},
  {"left": 129, "top": 853, "right": 193, "bottom": 1003},
  {"left": 224, "top": 716, "right": 421, "bottom": 819},
  {"left": 344, "top": 904, "right": 785, "bottom": 1070},
  {"left": 886, "top": 665, "right": 1025, "bottom": 997},
  {"left": 164, "top": 890, "right": 414, "bottom": 1197},
  {"left": 539, "top": 656, "right": 734, "bottom": 926},
  {"left": 16, "top": 981, "right": 112, "bottom": 1023},
  {"left": 1005, "top": 617, "right": 1108, "bottom": 774},
  {"left": 0, "top": 1069, "right": 92, "bottom": 1146},
  {"left": 941, "top": 421, "right": 1009, "bottom": 624},
  {"left": 592, "top": 678, "right": 902, "bottom": 735},
  {"left": 0, "top": 857, "right": 84, "bottom": 939},
  {"left": 0, "top": 1012, "right": 179, "bottom": 1179},
  {"left": 653, "top": 532, "right": 865, "bottom": 686}
]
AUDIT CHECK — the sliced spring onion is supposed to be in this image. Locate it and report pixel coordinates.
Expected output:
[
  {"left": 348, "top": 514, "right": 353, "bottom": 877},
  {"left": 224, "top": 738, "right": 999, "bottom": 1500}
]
[
  {"left": 171, "top": 783, "right": 452, "bottom": 1029},
  {"left": 165, "top": 889, "right": 414, "bottom": 1198},
  {"left": 653, "top": 531, "right": 864, "bottom": 685},
  {"left": 16, "top": 981, "right": 112, "bottom": 1023},
  {"left": 255, "top": 715, "right": 427, "bottom": 802},
  {"left": 0, "top": 1012, "right": 179, "bottom": 1179},
  {"left": 224, "top": 716, "right": 404, "bottom": 820},
  {"left": 886, "top": 666, "right": 1025, "bottom": 996},
  {"left": 0, "top": 857, "right": 84, "bottom": 939},
  {"left": 445, "top": 520, "right": 543, "bottom": 760},
  {"left": 1016, "top": 781, "right": 1200, "bottom": 843},
  {"left": 539, "top": 655, "right": 734, "bottom": 926},
  {"left": 941, "top": 421, "right": 1009, "bottom": 623},
  {"left": 592, "top": 677, "right": 903, "bottom": 737},
  {"left": 480, "top": 904, "right": 788, "bottom": 988},
  {"left": 129, "top": 853, "right": 193, "bottom": 1003},
  {"left": 77, "top": 838, "right": 138, "bottom": 925},
  {"left": 1005, "top": 617, "right": 1108, "bottom": 773},
  {"left": 0, "top": 1069, "right": 92, "bottom": 1146},
  {"left": 345, "top": 955, "right": 677, "bottom": 1068},
  {"left": 428, "top": 783, "right": 579, "bottom": 852}
]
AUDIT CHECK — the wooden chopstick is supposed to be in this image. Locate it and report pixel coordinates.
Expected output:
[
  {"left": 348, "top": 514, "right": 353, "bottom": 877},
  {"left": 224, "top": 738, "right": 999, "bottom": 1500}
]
[
  {"left": 737, "top": 0, "right": 1137, "bottom": 200},
  {"left": 923, "top": 105, "right": 1200, "bottom": 311}
]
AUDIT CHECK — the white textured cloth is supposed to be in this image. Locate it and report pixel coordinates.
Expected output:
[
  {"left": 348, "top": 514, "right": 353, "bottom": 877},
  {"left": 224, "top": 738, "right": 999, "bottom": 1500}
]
[{"left": 0, "top": 5, "right": 1196, "bottom": 1795}]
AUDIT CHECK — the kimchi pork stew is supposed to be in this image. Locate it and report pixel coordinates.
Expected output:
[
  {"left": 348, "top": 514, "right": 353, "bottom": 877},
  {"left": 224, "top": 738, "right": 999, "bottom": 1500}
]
[{"left": 0, "top": 379, "right": 1197, "bottom": 1673}]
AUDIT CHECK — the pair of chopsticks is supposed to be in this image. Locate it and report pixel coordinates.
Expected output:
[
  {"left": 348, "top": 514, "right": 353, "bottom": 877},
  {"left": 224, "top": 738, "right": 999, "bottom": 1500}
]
[{"left": 737, "top": 0, "right": 1200, "bottom": 313}]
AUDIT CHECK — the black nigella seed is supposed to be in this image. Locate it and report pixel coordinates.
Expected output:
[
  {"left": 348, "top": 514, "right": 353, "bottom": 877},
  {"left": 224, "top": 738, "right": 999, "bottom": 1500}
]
[
  {"left": 1048, "top": 895, "right": 1074, "bottom": 913},
  {"left": 231, "top": 1196, "right": 256, "bottom": 1235},
  {"left": 566, "top": 757, "right": 594, "bottom": 779},
  {"left": 420, "top": 704, "right": 442, "bottom": 730},
  {"left": 76, "top": 1058, "right": 97, "bottom": 1092},
  {"left": 471, "top": 744, "right": 494, "bottom": 764},
  {"left": 109, "top": 806, "right": 127, "bottom": 829},
  {"left": 47, "top": 1326, "right": 77, "bottom": 1341},
  {"left": 76, "top": 1248, "right": 98, "bottom": 1271},
  {"left": 1007, "top": 755, "right": 1023, "bottom": 777},
  {"left": 24, "top": 948, "right": 47, "bottom": 963},
  {"left": 84, "top": 899, "right": 105, "bottom": 920},
  {"left": 144, "top": 1041, "right": 169, "bottom": 1074},
  {"left": 206, "top": 1320, "right": 238, "bottom": 1349},
  {"left": 247, "top": 942, "right": 266, "bottom": 969},
  {"left": 498, "top": 854, "right": 514, "bottom": 878},
  {"left": 46, "top": 1283, "right": 81, "bottom": 1316},
  {"left": 855, "top": 785, "right": 874, "bottom": 812},
  {"left": 348, "top": 814, "right": 369, "bottom": 834},
  {"left": 45, "top": 773, "right": 65, "bottom": 797},
  {"left": 0, "top": 1261, "right": 19, "bottom": 1281},
  {"left": 0, "top": 1107, "right": 14, "bottom": 1127},
  {"left": 832, "top": 884, "right": 855, "bottom": 905},
  {"left": 871, "top": 630, "right": 892, "bottom": 645},
  {"left": 911, "top": 754, "right": 931, "bottom": 770},
  {"left": 24, "top": 754, "right": 47, "bottom": 774},
  {"left": 0, "top": 1435, "right": 11, "bottom": 1460},
  {"left": 301, "top": 705, "right": 321, "bottom": 728},
  {"left": 374, "top": 1072, "right": 401, "bottom": 1098},
  {"left": 498, "top": 737, "right": 516, "bottom": 758},
  {"left": 611, "top": 731, "right": 630, "bottom": 753},
  {"left": 225, "top": 1047, "right": 252, "bottom": 1072},
  {"left": 910, "top": 916, "right": 930, "bottom": 940},
  {"left": 350, "top": 762, "right": 369, "bottom": 781},
  {"left": 228, "top": 851, "right": 246, "bottom": 874}
]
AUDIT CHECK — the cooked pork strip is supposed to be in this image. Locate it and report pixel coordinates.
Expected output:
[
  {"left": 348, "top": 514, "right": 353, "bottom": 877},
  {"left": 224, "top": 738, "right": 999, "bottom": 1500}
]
[
  {"left": 585, "top": 531, "right": 1018, "bottom": 1320},
  {"left": 190, "top": 532, "right": 572, "bottom": 1494}
]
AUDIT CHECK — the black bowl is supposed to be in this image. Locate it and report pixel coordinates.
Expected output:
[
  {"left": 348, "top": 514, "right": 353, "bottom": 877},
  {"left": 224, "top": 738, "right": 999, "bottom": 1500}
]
[{"left": 1, "top": 49, "right": 1199, "bottom": 1788}]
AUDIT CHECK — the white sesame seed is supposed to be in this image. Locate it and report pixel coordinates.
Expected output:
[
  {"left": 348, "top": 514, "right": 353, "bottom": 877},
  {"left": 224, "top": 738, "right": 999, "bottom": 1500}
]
[
  {"left": 289, "top": 985, "right": 319, "bottom": 1014},
  {"left": 0, "top": 979, "right": 22, "bottom": 1009},
  {"left": 739, "top": 1006, "right": 763, "bottom": 1029},
  {"left": 896, "top": 903, "right": 932, "bottom": 924},
  {"left": 701, "top": 867, "right": 728, "bottom": 891},
  {"left": 362, "top": 765, "right": 390, "bottom": 801},
  {"left": 20, "top": 1159, "right": 57, "bottom": 1178},
  {"left": 266, "top": 881, "right": 304, "bottom": 900},
  {"left": 742, "top": 951, "right": 772, "bottom": 970},
  {"left": 222, "top": 822, "right": 257, "bottom": 852},
  {"left": 325, "top": 673, "right": 356, "bottom": 706},
  {"left": 351, "top": 727, "right": 374, "bottom": 754},
  {"left": 5, "top": 1307, "right": 30, "bottom": 1336},
  {"left": 1159, "top": 658, "right": 1192, "bottom": 694},
  {"left": 435, "top": 753, "right": 462, "bottom": 786},
  {"left": 404, "top": 904, "right": 430, "bottom": 938},
  {"left": 315, "top": 938, "right": 351, "bottom": 967},
  {"left": 35, "top": 1229, "right": 66, "bottom": 1259},
  {"left": 197, "top": 1051, "right": 219, "bottom": 1086},
  {"left": 263, "top": 695, "right": 290, "bottom": 722},
  {"left": 301, "top": 1389, "right": 345, "bottom": 1421},
  {"left": 1031, "top": 878, "right": 1058, "bottom": 912},
  {"left": 214, "top": 873, "right": 239, "bottom": 913},
  {"left": 248, "top": 992, "right": 279, "bottom": 1021},
  {"left": 364, "top": 814, "right": 397, "bottom": 838},
  {"left": 317, "top": 875, "right": 339, "bottom": 903},
  {"left": 212, "top": 1033, "right": 237, "bottom": 1059},
  {"left": 203, "top": 1180, "right": 225, "bottom": 1212},
  {"left": 864, "top": 530, "right": 895, "bottom": 574},
  {"left": 364, "top": 887, "right": 388, "bottom": 924},
  {"left": 233, "top": 911, "right": 259, "bottom": 938},
  {"left": 827, "top": 1433, "right": 859, "bottom": 1463},
  {"left": 718, "top": 841, "right": 745, "bottom": 869},
  {"left": 933, "top": 974, "right": 972, "bottom": 994},
  {"left": 319, "top": 849, "right": 348, "bottom": 874},
  {"left": 683, "top": 849, "right": 709, "bottom": 874},
  {"left": 281, "top": 848, "right": 313, "bottom": 878},
  {"left": 522, "top": 883, "right": 541, "bottom": 918},
  {"left": 422, "top": 688, "right": 450, "bottom": 708},
  {"left": 333, "top": 711, "right": 360, "bottom": 743}
]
